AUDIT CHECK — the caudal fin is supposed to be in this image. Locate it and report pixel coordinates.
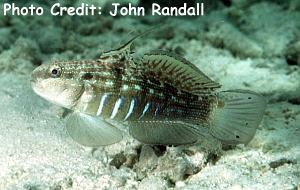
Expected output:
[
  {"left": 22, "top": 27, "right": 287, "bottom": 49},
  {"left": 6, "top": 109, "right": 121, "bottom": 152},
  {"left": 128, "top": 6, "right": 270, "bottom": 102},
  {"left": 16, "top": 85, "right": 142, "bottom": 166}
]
[{"left": 210, "top": 90, "right": 266, "bottom": 145}]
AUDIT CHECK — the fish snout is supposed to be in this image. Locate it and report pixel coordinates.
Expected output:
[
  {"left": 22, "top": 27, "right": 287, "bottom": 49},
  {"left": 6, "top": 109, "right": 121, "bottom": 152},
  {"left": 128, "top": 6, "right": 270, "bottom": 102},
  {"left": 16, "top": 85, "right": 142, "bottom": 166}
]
[{"left": 31, "top": 64, "right": 50, "bottom": 82}]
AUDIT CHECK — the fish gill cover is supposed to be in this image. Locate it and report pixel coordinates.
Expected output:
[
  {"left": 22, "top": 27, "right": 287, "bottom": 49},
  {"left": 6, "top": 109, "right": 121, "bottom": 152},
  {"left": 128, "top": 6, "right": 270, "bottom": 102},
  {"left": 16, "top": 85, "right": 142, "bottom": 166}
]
[{"left": 0, "top": 0, "right": 299, "bottom": 189}]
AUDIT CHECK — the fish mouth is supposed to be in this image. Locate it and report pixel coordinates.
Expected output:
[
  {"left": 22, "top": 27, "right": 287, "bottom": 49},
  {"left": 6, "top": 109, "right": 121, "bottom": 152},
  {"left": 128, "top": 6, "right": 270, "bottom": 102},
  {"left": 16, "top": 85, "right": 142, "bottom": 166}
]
[{"left": 31, "top": 81, "right": 41, "bottom": 96}]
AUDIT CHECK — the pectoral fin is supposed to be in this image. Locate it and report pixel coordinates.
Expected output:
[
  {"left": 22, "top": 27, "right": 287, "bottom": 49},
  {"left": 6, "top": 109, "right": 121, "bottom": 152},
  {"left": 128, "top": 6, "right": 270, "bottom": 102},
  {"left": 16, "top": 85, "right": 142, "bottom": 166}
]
[{"left": 66, "top": 112, "right": 123, "bottom": 147}]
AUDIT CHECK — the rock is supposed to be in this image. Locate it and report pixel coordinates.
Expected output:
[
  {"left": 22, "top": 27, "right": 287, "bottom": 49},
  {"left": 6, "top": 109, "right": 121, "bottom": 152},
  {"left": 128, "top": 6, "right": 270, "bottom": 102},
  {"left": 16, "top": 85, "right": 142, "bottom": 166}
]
[
  {"left": 0, "top": 28, "right": 13, "bottom": 52},
  {"left": 240, "top": 2, "right": 300, "bottom": 57},
  {"left": 35, "top": 26, "right": 63, "bottom": 54},
  {"left": 156, "top": 148, "right": 191, "bottom": 182},
  {"left": 269, "top": 158, "right": 296, "bottom": 169},
  {"left": 286, "top": 39, "right": 300, "bottom": 66},
  {"left": 138, "top": 176, "right": 168, "bottom": 190},
  {"left": 0, "top": 37, "right": 42, "bottom": 74},
  {"left": 14, "top": 37, "right": 42, "bottom": 65},
  {"left": 206, "top": 22, "right": 263, "bottom": 58},
  {"left": 109, "top": 152, "right": 127, "bottom": 169},
  {"left": 135, "top": 145, "right": 158, "bottom": 180},
  {"left": 134, "top": 146, "right": 205, "bottom": 184}
]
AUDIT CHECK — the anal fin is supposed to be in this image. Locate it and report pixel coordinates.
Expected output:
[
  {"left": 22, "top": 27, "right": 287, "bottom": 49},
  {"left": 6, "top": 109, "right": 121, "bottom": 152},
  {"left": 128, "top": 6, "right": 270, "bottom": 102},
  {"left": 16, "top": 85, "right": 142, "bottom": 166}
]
[
  {"left": 66, "top": 112, "right": 123, "bottom": 147},
  {"left": 129, "top": 120, "right": 209, "bottom": 145}
]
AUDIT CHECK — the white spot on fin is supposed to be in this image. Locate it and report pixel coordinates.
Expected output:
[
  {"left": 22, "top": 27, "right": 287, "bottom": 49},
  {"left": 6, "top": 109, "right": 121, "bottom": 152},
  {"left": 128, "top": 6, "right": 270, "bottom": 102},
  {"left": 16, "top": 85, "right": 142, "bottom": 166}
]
[
  {"left": 105, "top": 80, "right": 114, "bottom": 86},
  {"left": 122, "top": 84, "right": 129, "bottom": 91},
  {"left": 134, "top": 85, "right": 141, "bottom": 90}
]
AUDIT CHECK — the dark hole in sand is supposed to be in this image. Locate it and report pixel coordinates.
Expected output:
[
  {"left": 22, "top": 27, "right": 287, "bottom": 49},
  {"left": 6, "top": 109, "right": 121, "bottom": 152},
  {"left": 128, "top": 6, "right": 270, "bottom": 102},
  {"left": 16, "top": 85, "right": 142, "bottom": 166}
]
[{"left": 286, "top": 56, "right": 298, "bottom": 66}]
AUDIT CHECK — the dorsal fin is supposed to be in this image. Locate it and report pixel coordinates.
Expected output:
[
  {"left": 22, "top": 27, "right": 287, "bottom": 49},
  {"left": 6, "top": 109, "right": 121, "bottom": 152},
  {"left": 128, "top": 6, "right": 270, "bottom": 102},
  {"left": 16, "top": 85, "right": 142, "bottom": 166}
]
[
  {"left": 99, "top": 27, "right": 158, "bottom": 64},
  {"left": 140, "top": 50, "right": 221, "bottom": 94},
  {"left": 114, "top": 25, "right": 162, "bottom": 54},
  {"left": 100, "top": 34, "right": 138, "bottom": 57},
  {"left": 97, "top": 36, "right": 137, "bottom": 64}
]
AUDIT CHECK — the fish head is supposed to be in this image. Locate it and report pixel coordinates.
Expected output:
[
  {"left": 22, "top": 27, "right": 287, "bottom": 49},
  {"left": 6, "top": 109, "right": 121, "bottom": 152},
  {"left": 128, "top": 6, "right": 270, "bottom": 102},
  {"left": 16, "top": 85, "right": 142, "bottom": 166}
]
[{"left": 31, "top": 62, "right": 84, "bottom": 109}]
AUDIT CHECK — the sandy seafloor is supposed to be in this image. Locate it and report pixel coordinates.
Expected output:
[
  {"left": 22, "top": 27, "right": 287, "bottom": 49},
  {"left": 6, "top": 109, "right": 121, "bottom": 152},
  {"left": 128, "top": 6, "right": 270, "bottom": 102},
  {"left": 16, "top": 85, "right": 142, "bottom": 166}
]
[{"left": 0, "top": 0, "right": 299, "bottom": 189}]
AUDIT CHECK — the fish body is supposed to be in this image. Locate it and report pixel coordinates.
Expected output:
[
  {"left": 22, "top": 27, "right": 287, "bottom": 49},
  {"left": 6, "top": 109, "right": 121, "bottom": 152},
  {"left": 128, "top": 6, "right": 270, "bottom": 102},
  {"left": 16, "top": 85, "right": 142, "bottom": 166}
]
[{"left": 31, "top": 36, "right": 266, "bottom": 147}]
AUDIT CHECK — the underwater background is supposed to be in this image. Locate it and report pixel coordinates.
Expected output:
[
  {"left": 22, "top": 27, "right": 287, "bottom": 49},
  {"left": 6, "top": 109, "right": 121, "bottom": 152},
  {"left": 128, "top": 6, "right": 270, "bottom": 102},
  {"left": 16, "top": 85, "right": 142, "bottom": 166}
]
[{"left": 0, "top": 0, "right": 299, "bottom": 189}]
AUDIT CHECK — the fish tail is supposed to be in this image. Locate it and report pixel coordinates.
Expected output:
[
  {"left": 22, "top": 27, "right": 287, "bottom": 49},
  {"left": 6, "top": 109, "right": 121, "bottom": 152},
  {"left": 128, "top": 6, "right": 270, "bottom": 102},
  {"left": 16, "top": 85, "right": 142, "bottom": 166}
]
[{"left": 209, "top": 89, "right": 266, "bottom": 145}]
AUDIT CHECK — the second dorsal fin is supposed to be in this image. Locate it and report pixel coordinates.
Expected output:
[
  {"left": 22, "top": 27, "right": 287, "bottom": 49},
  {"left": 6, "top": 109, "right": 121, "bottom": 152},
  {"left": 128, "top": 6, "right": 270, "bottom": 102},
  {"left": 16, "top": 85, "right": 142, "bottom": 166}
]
[{"left": 140, "top": 50, "right": 221, "bottom": 94}]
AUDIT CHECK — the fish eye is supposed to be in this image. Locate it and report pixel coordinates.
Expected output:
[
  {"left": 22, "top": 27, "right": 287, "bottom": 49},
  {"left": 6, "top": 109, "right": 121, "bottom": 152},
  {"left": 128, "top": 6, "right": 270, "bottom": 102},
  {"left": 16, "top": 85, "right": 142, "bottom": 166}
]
[{"left": 51, "top": 68, "right": 60, "bottom": 78}]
